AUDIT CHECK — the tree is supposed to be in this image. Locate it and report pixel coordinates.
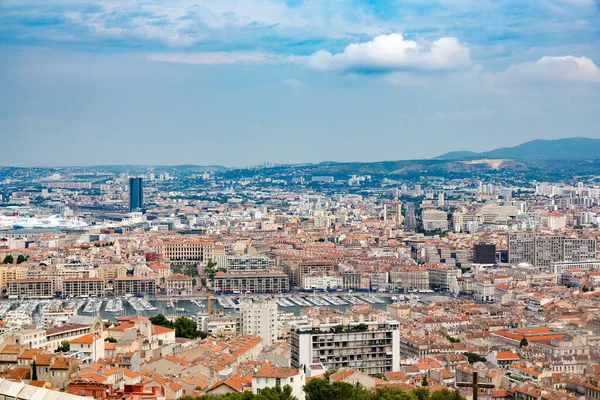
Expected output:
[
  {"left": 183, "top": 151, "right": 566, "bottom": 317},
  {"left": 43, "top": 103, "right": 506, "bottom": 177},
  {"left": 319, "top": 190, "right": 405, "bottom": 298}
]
[
  {"left": 16, "top": 254, "right": 26, "bottom": 264},
  {"left": 149, "top": 314, "right": 174, "bottom": 328},
  {"left": 56, "top": 340, "right": 70, "bottom": 352},
  {"left": 421, "top": 375, "right": 429, "bottom": 387},
  {"left": 185, "top": 264, "right": 199, "bottom": 277},
  {"left": 105, "top": 337, "right": 118, "bottom": 343},
  {"left": 174, "top": 317, "right": 200, "bottom": 339},
  {"left": 2, "top": 255, "right": 13, "bottom": 264},
  {"left": 463, "top": 352, "right": 486, "bottom": 364},
  {"left": 520, "top": 338, "right": 528, "bottom": 347},
  {"left": 255, "top": 385, "right": 296, "bottom": 400},
  {"left": 31, "top": 360, "right": 37, "bottom": 381}
]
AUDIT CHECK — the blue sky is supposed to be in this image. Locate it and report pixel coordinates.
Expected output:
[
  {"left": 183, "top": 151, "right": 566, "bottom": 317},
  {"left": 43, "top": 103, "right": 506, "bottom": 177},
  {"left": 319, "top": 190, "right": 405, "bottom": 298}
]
[{"left": 1, "top": 0, "right": 600, "bottom": 166}]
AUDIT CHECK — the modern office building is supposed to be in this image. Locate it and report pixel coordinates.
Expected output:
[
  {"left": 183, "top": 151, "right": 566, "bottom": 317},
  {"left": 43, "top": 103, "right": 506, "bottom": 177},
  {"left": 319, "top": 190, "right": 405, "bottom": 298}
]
[
  {"left": 129, "top": 177, "right": 144, "bottom": 212},
  {"left": 290, "top": 320, "right": 400, "bottom": 375},
  {"left": 508, "top": 233, "right": 596, "bottom": 267},
  {"left": 473, "top": 243, "right": 497, "bottom": 264}
]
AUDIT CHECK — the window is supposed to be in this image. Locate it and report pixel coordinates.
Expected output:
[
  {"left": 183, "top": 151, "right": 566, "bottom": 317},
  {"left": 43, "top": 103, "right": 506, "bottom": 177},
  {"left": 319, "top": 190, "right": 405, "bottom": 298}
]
[{"left": 276, "top": 378, "right": 281, "bottom": 386}]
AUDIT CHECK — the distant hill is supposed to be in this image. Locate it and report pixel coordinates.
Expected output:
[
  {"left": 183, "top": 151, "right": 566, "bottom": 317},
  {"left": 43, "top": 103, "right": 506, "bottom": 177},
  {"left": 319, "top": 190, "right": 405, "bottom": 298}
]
[{"left": 437, "top": 137, "right": 600, "bottom": 160}]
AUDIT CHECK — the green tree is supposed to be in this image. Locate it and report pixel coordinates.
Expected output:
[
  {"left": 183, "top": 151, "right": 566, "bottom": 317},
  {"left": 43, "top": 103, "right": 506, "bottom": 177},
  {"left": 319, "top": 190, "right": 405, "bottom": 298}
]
[
  {"left": 185, "top": 264, "right": 199, "bottom": 277},
  {"left": 375, "top": 387, "right": 417, "bottom": 400},
  {"left": 463, "top": 352, "right": 486, "bottom": 364},
  {"left": 304, "top": 378, "right": 358, "bottom": 400},
  {"left": 56, "top": 340, "right": 70, "bottom": 352},
  {"left": 149, "top": 314, "right": 174, "bottom": 328},
  {"left": 421, "top": 375, "right": 429, "bottom": 387},
  {"left": 173, "top": 317, "right": 200, "bottom": 339},
  {"left": 105, "top": 337, "right": 118, "bottom": 343},
  {"left": 16, "top": 254, "right": 26, "bottom": 264},
  {"left": 520, "top": 338, "right": 528, "bottom": 347},
  {"left": 172, "top": 265, "right": 184, "bottom": 274},
  {"left": 2, "top": 255, "right": 13, "bottom": 264},
  {"left": 255, "top": 385, "right": 296, "bottom": 400},
  {"left": 430, "top": 389, "right": 463, "bottom": 400}
]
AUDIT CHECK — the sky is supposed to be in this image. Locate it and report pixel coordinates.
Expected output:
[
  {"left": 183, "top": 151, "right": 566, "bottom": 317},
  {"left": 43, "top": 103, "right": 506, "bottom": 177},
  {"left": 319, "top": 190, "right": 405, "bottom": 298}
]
[{"left": 1, "top": 0, "right": 600, "bottom": 167}]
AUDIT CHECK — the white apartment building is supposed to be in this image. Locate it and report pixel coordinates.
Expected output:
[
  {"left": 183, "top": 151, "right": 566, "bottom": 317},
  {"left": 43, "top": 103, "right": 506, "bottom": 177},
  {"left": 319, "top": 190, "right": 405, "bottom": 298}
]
[
  {"left": 301, "top": 274, "right": 343, "bottom": 290},
  {"left": 237, "top": 299, "right": 278, "bottom": 346},
  {"left": 290, "top": 320, "right": 400, "bottom": 375}
]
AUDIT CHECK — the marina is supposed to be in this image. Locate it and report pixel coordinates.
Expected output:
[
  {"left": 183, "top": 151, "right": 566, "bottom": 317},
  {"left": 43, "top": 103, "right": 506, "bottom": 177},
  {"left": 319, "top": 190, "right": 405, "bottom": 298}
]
[{"left": 0, "top": 292, "right": 424, "bottom": 326}]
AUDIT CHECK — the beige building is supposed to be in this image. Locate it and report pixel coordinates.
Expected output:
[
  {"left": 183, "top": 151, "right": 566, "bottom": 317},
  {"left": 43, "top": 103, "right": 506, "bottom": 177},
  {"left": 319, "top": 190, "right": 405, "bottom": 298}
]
[
  {"left": 237, "top": 300, "right": 278, "bottom": 346},
  {"left": 114, "top": 277, "right": 156, "bottom": 296},
  {"left": 9, "top": 278, "right": 53, "bottom": 299},
  {"left": 165, "top": 274, "right": 193, "bottom": 296},
  {"left": 62, "top": 278, "right": 105, "bottom": 297}
]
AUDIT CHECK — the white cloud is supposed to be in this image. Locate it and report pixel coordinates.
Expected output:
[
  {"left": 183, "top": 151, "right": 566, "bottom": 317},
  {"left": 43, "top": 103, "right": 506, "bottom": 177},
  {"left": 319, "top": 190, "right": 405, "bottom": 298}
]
[
  {"left": 505, "top": 55, "right": 600, "bottom": 83},
  {"left": 281, "top": 78, "right": 307, "bottom": 88},
  {"left": 145, "top": 52, "right": 301, "bottom": 65},
  {"left": 307, "top": 34, "right": 472, "bottom": 73}
]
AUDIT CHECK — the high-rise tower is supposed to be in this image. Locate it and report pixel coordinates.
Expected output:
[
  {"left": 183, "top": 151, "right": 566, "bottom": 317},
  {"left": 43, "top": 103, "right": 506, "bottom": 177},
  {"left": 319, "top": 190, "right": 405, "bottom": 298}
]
[{"left": 129, "top": 177, "right": 143, "bottom": 212}]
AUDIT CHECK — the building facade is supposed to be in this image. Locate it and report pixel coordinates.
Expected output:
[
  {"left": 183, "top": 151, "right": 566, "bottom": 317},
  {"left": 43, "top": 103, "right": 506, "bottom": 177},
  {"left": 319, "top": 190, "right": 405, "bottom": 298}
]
[{"left": 290, "top": 320, "right": 400, "bottom": 375}]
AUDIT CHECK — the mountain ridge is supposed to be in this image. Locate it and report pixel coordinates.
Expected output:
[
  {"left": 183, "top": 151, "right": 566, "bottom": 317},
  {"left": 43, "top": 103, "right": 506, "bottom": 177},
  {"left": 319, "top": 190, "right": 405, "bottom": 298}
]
[{"left": 437, "top": 137, "right": 600, "bottom": 160}]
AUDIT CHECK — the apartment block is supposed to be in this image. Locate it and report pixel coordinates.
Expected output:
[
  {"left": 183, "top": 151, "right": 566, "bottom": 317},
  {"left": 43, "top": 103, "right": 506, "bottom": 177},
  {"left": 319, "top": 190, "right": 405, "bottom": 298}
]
[
  {"left": 237, "top": 299, "right": 278, "bottom": 346},
  {"left": 213, "top": 271, "right": 289, "bottom": 293},
  {"left": 62, "top": 278, "right": 105, "bottom": 298},
  {"left": 226, "top": 255, "right": 275, "bottom": 272},
  {"left": 508, "top": 233, "right": 596, "bottom": 267},
  {"left": 113, "top": 277, "right": 157, "bottom": 296},
  {"left": 290, "top": 320, "right": 400, "bottom": 375},
  {"left": 9, "top": 278, "right": 53, "bottom": 299}
]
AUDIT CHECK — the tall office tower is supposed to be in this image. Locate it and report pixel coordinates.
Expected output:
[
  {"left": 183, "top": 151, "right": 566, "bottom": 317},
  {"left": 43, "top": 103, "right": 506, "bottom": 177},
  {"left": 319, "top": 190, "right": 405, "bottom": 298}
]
[
  {"left": 473, "top": 243, "right": 497, "bottom": 264},
  {"left": 129, "top": 177, "right": 144, "bottom": 212},
  {"left": 508, "top": 233, "right": 596, "bottom": 267}
]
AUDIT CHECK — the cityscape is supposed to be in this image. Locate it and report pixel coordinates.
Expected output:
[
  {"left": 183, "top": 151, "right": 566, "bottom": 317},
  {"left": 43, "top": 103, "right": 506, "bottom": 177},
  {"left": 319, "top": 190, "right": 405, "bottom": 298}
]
[{"left": 2, "top": 1, "right": 600, "bottom": 400}]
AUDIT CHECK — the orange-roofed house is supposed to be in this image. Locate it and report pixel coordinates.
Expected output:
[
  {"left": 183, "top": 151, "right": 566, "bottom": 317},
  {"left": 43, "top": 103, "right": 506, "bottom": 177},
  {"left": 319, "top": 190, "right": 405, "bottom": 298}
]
[
  {"left": 329, "top": 368, "right": 385, "bottom": 391},
  {"left": 487, "top": 351, "right": 520, "bottom": 368},
  {"left": 70, "top": 334, "right": 105, "bottom": 363},
  {"left": 252, "top": 366, "right": 305, "bottom": 400}
]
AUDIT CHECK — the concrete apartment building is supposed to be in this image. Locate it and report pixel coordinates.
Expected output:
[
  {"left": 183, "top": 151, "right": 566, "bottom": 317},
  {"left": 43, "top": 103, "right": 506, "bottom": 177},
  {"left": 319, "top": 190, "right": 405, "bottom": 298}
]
[
  {"left": 9, "top": 278, "right": 53, "bottom": 299},
  {"left": 226, "top": 255, "right": 274, "bottom": 272},
  {"left": 290, "top": 320, "right": 400, "bottom": 375},
  {"left": 390, "top": 268, "right": 430, "bottom": 291},
  {"left": 508, "top": 233, "right": 596, "bottom": 267},
  {"left": 114, "top": 277, "right": 157, "bottom": 296},
  {"left": 422, "top": 209, "right": 448, "bottom": 231},
  {"left": 213, "top": 271, "right": 289, "bottom": 293},
  {"left": 427, "top": 266, "right": 460, "bottom": 291},
  {"left": 156, "top": 241, "right": 226, "bottom": 268},
  {"left": 237, "top": 299, "right": 278, "bottom": 346},
  {"left": 62, "top": 278, "right": 105, "bottom": 298}
]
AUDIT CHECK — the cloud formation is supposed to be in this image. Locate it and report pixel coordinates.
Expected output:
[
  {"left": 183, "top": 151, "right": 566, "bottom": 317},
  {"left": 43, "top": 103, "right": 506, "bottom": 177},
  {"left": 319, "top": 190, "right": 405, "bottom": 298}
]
[
  {"left": 307, "top": 34, "right": 472, "bottom": 73},
  {"left": 505, "top": 56, "right": 600, "bottom": 83},
  {"left": 145, "top": 52, "right": 300, "bottom": 65}
]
